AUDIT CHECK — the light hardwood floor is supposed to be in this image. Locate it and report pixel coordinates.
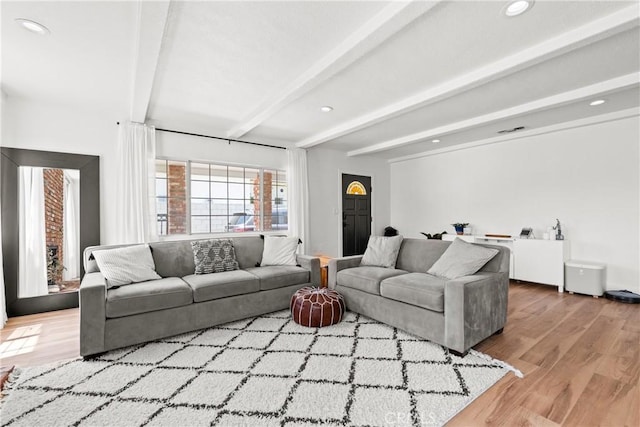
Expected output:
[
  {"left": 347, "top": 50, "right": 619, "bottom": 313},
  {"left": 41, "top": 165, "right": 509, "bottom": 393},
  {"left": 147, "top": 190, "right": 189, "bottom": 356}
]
[{"left": 1, "top": 282, "right": 637, "bottom": 426}]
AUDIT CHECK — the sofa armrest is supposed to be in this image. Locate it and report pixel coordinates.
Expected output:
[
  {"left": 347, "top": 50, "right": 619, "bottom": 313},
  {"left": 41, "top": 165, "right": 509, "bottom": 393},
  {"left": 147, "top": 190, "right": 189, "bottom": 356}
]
[
  {"left": 79, "top": 272, "right": 107, "bottom": 356},
  {"left": 328, "top": 255, "right": 363, "bottom": 289},
  {"left": 296, "top": 254, "right": 321, "bottom": 286},
  {"left": 444, "top": 272, "right": 509, "bottom": 353}
]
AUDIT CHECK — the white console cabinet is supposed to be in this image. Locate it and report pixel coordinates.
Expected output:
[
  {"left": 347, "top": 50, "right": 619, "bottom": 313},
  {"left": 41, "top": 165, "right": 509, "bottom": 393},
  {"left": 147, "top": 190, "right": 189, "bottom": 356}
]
[
  {"left": 513, "top": 239, "right": 570, "bottom": 292},
  {"left": 442, "top": 235, "right": 570, "bottom": 292}
]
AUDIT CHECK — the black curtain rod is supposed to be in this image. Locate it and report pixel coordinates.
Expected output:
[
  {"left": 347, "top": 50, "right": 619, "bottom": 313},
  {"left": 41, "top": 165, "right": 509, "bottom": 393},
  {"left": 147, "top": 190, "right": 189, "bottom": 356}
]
[{"left": 116, "top": 122, "right": 287, "bottom": 151}]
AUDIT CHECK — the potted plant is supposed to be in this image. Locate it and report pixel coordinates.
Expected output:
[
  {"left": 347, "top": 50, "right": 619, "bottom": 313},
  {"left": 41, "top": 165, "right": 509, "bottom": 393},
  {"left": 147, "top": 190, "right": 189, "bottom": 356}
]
[
  {"left": 46, "top": 246, "right": 66, "bottom": 286},
  {"left": 451, "top": 222, "right": 469, "bottom": 235}
]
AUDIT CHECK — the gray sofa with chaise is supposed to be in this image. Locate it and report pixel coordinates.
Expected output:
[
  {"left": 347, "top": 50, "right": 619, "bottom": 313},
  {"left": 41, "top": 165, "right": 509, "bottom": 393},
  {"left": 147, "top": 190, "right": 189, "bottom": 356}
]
[
  {"left": 80, "top": 236, "right": 320, "bottom": 357},
  {"left": 328, "top": 238, "right": 509, "bottom": 356}
]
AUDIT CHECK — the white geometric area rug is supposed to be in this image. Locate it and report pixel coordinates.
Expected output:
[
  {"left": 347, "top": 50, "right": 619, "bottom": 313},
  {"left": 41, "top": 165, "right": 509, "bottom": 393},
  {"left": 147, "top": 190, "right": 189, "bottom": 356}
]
[{"left": 1, "top": 310, "right": 521, "bottom": 427}]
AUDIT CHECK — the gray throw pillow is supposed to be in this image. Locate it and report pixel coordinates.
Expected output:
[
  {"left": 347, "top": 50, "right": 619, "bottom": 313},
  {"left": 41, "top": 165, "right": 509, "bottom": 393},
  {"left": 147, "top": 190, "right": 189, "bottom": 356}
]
[
  {"left": 360, "top": 235, "right": 404, "bottom": 268},
  {"left": 92, "top": 244, "right": 162, "bottom": 288},
  {"left": 191, "top": 239, "right": 239, "bottom": 274},
  {"left": 427, "top": 238, "right": 499, "bottom": 280}
]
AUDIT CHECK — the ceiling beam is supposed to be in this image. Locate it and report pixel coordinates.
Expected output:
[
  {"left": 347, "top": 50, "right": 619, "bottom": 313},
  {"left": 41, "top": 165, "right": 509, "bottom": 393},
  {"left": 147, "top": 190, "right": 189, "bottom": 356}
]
[
  {"left": 347, "top": 73, "right": 639, "bottom": 156},
  {"left": 388, "top": 107, "right": 640, "bottom": 164},
  {"left": 226, "top": 1, "right": 439, "bottom": 139},
  {"left": 130, "top": 0, "right": 171, "bottom": 123},
  {"left": 297, "top": 4, "right": 640, "bottom": 149}
]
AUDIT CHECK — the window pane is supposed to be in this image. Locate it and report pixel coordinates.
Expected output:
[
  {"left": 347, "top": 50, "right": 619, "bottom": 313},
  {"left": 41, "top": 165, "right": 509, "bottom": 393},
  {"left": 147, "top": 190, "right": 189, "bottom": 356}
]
[
  {"left": 191, "top": 216, "right": 210, "bottom": 234},
  {"left": 228, "top": 200, "right": 245, "bottom": 215},
  {"left": 191, "top": 198, "right": 210, "bottom": 216},
  {"left": 191, "top": 181, "right": 209, "bottom": 198},
  {"left": 155, "top": 160, "right": 167, "bottom": 178},
  {"left": 210, "top": 164, "right": 227, "bottom": 182},
  {"left": 211, "top": 182, "right": 227, "bottom": 198},
  {"left": 273, "top": 189, "right": 286, "bottom": 206},
  {"left": 228, "top": 166, "right": 244, "bottom": 184},
  {"left": 191, "top": 163, "right": 209, "bottom": 181},
  {"left": 245, "top": 183, "right": 258, "bottom": 202},
  {"left": 230, "top": 214, "right": 255, "bottom": 233},
  {"left": 210, "top": 216, "right": 228, "bottom": 233},
  {"left": 226, "top": 213, "right": 249, "bottom": 232},
  {"left": 156, "top": 178, "right": 167, "bottom": 198},
  {"left": 228, "top": 183, "right": 244, "bottom": 199},
  {"left": 245, "top": 168, "right": 259, "bottom": 184},
  {"left": 156, "top": 197, "right": 167, "bottom": 214},
  {"left": 211, "top": 199, "right": 228, "bottom": 216}
]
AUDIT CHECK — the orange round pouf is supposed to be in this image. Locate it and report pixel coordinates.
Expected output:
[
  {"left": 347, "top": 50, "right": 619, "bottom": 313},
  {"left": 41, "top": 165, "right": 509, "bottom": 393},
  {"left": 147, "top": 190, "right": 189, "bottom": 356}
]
[{"left": 290, "top": 287, "right": 345, "bottom": 327}]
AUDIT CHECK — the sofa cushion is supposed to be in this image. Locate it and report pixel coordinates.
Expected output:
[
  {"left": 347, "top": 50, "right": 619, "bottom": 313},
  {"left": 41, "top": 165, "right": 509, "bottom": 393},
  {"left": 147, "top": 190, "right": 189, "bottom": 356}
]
[
  {"left": 106, "top": 277, "right": 192, "bottom": 318},
  {"left": 337, "top": 266, "right": 408, "bottom": 295},
  {"left": 428, "top": 238, "right": 499, "bottom": 279},
  {"left": 361, "top": 235, "right": 404, "bottom": 268},
  {"left": 149, "top": 240, "right": 196, "bottom": 278},
  {"left": 230, "top": 236, "right": 264, "bottom": 269},
  {"left": 245, "top": 266, "right": 310, "bottom": 291},
  {"left": 182, "top": 270, "right": 259, "bottom": 303},
  {"left": 380, "top": 273, "right": 446, "bottom": 313},
  {"left": 395, "top": 239, "right": 450, "bottom": 273}
]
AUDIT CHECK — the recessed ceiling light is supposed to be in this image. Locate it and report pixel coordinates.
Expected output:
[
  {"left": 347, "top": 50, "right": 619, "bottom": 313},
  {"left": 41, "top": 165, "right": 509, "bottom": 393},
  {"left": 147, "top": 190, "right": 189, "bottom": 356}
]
[
  {"left": 589, "top": 99, "right": 606, "bottom": 106},
  {"left": 320, "top": 106, "right": 333, "bottom": 113},
  {"left": 504, "top": 0, "right": 534, "bottom": 17},
  {"left": 15, "top": 18, "right": 50, "bottom": 35},
  {"left": 432, "top": 139, "right": 440, "bottom": 143}
]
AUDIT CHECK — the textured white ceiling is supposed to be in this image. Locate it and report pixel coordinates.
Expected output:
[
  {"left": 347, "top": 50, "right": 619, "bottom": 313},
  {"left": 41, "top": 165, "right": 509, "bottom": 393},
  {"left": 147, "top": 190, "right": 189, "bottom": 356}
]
[
  {"left": 1, "top": 1, "right": 136, "bottom": 114},
  {"left": 2, "top": 0, "right": 638, "bottom": 158},
  {"left": 148, "top": 1, "right": 388, "bottom": 123}
]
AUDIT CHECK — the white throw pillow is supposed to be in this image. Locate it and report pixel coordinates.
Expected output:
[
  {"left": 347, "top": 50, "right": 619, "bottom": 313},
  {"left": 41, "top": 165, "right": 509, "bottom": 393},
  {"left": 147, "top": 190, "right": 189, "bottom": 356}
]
[
  {"left": 92, "top": 244, "right": 162, "bottom": 288},
  {"left": 360, "top": 235, "right": 404, "bottom": 268},
  {"left": 261, "top": 236, "right": 299, "bottom": 266},
  {"left": 427, "top": 238, "right": 499, "bottom": 280}
]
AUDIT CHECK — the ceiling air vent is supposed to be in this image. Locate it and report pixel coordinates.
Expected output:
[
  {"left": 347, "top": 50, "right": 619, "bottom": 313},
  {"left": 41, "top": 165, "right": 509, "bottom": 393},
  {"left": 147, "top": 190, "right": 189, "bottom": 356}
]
[{"left": 497, "top": 126, "right": 525, "bottom": 134}]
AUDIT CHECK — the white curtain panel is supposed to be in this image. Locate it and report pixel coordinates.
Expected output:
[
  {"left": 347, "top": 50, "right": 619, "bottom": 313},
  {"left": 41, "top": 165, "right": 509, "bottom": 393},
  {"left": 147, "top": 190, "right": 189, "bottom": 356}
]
[
  {"left": 18, "top": 167, "right": 48, "bottom": 298},
  {"left": 0, "top": 162, "right": 7, "bottom": 328},
  {"left": 116, "top": 122, "right": 158, "bottom": 244},
  {"left": 63, "top": 170, "right": 80, "bottom": 280},
  {"left": 287, "top": 148, "right": 309, "bottom": 254}
]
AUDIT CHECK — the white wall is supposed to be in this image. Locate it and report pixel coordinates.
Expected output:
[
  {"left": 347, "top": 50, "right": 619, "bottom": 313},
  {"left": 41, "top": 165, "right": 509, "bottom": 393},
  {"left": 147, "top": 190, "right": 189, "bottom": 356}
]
[
  {"left": 307, "top": 147, "right": 390, "bottom": 257},
  {"left": 1, "top": 97, "right": 120, "bottom": 244},
  {"left": 390, "top": 116, "right": 640, "bottom": 292},
  {"left": 156, "top": 131, "right": 287, "bottom": 170},
  {"left": 0, "top": 99, "right": 290, "bottom": 245}
]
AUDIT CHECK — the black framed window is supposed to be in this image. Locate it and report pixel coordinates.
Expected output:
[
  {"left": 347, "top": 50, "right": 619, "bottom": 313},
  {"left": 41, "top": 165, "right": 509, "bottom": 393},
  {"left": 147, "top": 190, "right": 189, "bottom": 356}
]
[{"left": 155, "top": 160, "right": 287, "bottom": 235}]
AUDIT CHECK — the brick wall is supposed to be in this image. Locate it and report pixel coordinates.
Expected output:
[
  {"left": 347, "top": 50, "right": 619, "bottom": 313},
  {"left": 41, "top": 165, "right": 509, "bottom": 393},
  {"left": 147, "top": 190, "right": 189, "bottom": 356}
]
[
  {"left": 263, "top": 172, "right": 273, "bottom": 230},
  {"left": 43, "top": 169, "right": 64, "bottom": 284},
  {"left": 168, "top": 163, "right": 187, "bottom": 234}
]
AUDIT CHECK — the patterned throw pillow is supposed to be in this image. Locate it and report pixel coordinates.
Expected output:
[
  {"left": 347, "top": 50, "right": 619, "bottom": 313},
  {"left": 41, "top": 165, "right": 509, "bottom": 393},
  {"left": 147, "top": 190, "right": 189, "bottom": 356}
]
[{"left": 191, "top": 239, "right": 240, "bottom": 274}]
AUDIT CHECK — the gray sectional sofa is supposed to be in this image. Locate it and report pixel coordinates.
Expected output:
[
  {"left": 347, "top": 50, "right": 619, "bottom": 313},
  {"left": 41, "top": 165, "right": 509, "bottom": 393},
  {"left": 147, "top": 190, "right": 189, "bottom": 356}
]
[
  {"left": 80, "top": 236, "right": 320, "bottom": 356},
  {"left": 328, "top": 238, "right": 509, "bottom": 355}
]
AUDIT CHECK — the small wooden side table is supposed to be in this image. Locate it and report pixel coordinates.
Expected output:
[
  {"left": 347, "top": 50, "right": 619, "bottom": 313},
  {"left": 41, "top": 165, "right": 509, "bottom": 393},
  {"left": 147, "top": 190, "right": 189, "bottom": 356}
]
[{"left": 318, "top": 256, "right": 332, "bottom": 288}]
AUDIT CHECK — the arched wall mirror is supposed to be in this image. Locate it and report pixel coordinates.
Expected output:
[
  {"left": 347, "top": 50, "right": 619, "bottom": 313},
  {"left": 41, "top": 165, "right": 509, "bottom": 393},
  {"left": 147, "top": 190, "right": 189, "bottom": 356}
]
[{"left": 1, "top": 148, "right": 100, "bottom": 317}]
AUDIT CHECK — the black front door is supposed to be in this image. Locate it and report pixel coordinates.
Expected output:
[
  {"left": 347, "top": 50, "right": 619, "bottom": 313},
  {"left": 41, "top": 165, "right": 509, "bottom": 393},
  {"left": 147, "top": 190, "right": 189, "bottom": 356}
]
[{"left": 342, "top": 174, "right": 371, "bottom": 256}]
